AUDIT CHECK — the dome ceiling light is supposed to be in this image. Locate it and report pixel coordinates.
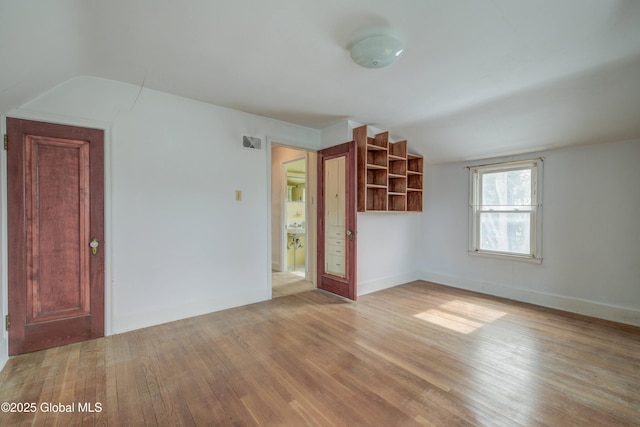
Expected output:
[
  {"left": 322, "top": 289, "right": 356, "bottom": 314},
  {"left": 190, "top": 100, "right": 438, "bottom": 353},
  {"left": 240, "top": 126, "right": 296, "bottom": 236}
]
[{"left": 349, "top": 34, "right": 404, "bottom": 69}]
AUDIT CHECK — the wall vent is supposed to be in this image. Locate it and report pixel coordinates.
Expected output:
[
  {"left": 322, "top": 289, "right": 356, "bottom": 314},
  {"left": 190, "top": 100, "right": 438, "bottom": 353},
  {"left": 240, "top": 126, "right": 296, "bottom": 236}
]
[{"left": 242, "top": 136, "right": 262, "bottom": 150}]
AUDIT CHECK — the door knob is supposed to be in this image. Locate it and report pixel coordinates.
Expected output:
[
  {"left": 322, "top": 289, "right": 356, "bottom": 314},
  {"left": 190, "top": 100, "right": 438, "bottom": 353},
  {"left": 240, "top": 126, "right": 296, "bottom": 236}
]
[
  {"left": 346, "top": 229, "right": 354, "bottom": 241},
  {"left": 89, "top": 238, "right": 99, "bottom": 256}
]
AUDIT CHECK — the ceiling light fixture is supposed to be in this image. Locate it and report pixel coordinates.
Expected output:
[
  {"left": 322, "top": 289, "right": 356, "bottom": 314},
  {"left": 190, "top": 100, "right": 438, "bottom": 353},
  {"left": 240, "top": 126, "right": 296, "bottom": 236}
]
[{"left": 350, "top": 34, "right": 404, "bottom": 69}]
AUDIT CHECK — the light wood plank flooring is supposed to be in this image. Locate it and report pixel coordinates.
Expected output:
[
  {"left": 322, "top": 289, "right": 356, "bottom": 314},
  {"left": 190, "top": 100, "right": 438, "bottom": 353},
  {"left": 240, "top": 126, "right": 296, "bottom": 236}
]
[
  {"left": 1, "top": 281, "right": 639, "bottom": 426},
  {"left": 272, "top": 271, "right": 315, "bottom": 298}
]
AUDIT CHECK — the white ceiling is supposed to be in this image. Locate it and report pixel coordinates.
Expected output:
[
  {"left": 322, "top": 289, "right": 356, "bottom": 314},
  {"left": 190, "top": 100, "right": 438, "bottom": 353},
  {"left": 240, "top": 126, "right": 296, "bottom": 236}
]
[{"left": 2, "top": 0, "right": 640, "bottom": 163}]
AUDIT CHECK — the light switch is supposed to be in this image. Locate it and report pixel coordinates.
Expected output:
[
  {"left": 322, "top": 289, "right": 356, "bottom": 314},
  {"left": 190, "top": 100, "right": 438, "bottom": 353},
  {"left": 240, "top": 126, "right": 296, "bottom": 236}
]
[{"left": 235, "top": 190, "right": 242, "bottom": 201}]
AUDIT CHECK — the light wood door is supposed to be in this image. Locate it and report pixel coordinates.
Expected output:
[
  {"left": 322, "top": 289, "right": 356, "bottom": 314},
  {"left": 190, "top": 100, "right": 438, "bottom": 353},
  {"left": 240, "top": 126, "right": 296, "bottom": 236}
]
[
  {"left": 317, "top": 141, "right": 357, "bottom": 300},
  {"left": 7, "top": 118, "right": 105, "bottom": 355}
]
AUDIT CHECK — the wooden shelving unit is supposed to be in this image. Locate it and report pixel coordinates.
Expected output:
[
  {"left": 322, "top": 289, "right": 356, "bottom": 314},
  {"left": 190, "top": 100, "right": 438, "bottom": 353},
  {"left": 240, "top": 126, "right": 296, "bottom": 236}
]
[
  {"left": 406, "top": 153, "right": 423, "bottom": 212},
  {"left": 355, "top": 125, "right": 423, "bottom": 212},
  {"left": 387, "top": 139, "right": 406, "bottom": 211},
  {"left": 365, "top": 133, "right": 388, "bottom": 211}
]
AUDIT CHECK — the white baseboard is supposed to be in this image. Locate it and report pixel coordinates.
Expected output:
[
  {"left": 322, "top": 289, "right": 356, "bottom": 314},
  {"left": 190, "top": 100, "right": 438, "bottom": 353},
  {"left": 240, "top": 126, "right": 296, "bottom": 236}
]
[
  {"left": 0, "top": 337, "right": 8, "bottom": 373},
  {"left": 419, "top": 271, "right": 640, "bottom": 327},
  {"left": 112, "top": 290, "right": 267, "bottom": 334},
  {"left": 271, "top": 262, "right": 282, "bottom": 272},
  {"left": 358, "top": 271, "right": 420, "bottom": 297}
]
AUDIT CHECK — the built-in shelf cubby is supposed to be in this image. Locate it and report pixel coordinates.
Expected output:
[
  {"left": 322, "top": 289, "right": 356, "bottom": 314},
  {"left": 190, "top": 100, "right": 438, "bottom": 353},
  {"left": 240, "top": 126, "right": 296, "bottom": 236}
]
[
  {"left": 355, "top": 125, "right": 423, "bottom": 212},
  {"left": 406, "top": 153, "right": 424, "bottom": 212}
]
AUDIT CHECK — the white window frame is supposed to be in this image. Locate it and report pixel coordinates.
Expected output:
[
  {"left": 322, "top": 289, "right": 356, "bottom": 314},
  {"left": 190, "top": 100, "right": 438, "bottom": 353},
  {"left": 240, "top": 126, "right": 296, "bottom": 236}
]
[{"left": 469, "top": 159, "right": 543, "bottom": 263}]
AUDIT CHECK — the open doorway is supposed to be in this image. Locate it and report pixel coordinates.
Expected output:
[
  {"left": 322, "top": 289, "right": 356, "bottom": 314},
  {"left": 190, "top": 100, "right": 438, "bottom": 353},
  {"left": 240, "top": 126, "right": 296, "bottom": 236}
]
[
  {"left": 271, "top": 145, "right": 317, "bottom": 298},
  {"left": 284, "top": 158, "right": 306, "bottom": 275}
]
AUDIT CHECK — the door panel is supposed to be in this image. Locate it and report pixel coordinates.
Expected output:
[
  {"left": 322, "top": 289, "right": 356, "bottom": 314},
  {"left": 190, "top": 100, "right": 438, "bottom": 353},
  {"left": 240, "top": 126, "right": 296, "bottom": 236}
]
[
  {"left": 317, "top": 141, "right": 356, "bottom": 300},
  {"left": 7, "top": 118, "right": 104, "bottom": 355},
  {"left": 324, "top": 157, "right": 346, "bottom": 277}
]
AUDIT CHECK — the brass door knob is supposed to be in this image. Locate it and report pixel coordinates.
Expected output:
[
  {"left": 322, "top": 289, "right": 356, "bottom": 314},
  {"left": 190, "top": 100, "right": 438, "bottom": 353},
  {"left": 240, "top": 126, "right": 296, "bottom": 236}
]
[{"left": 89, "top": 238, "right": 99, "bottom": 256}]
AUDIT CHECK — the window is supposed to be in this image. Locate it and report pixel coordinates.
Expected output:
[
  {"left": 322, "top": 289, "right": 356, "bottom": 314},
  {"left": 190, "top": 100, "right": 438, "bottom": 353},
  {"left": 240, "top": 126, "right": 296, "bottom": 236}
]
[{"left": 469, "top": 159, "right": 542, "bottom": 262}]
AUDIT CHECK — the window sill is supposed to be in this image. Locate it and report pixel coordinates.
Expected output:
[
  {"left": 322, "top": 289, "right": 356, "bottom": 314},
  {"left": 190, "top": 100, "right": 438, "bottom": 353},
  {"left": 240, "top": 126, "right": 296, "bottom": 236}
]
[{"left": 468, "top": 250, "right": 543, "bottom": 264}]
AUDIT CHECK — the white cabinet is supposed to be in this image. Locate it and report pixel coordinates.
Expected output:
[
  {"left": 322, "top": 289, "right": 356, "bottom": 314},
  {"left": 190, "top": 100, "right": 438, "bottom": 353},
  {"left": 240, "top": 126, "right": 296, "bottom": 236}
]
[{"left": 326, "top": 227, "right": 345, "bottom": 276}]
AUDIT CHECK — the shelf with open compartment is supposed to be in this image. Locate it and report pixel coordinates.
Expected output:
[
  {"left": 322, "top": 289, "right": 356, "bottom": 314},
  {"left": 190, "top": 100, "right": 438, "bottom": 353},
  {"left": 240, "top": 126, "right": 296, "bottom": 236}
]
[{"left": 355, "top": 125, "right": 423, "bottom": 212}]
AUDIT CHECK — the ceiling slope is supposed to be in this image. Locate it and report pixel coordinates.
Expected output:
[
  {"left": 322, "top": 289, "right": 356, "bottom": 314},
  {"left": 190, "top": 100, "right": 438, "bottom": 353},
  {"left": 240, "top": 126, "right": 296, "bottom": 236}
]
[{"left": 2, "top": 0, "right": 639, "bottom": 162}]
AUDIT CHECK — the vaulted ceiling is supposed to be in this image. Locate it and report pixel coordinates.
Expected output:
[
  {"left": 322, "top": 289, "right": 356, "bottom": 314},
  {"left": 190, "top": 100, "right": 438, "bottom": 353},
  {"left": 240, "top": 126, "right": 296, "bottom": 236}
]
[{"left": 2, "top": 0, "right": 640, "bottom": 162}]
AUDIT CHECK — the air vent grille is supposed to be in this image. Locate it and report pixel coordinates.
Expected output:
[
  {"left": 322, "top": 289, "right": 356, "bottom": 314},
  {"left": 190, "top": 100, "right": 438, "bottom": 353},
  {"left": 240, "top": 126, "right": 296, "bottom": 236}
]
[{"left": 242, "top": 136, "right": 262, "bottom": 150}]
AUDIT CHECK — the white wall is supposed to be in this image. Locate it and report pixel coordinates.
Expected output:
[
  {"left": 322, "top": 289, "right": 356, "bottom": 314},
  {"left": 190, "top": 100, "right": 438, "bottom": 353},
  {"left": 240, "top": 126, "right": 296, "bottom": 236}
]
[
  {"left": 320, "top": 121, "right": 350, "bottom": 149},
  {"left": 420, "top": 140, "right": 640, "bottom": 326},
  {"left": 357, "top": 213, "right": 422, "bottom": 295},
  {"left": 8, "top": 76, "right": 321, "bottom": 336}
]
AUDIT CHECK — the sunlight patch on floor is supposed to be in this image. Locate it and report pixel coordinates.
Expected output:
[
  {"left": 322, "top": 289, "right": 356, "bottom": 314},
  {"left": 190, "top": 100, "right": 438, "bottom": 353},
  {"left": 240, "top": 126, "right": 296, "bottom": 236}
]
[{"left": 414, "top": 300, "right": 507, "bottom": 334}]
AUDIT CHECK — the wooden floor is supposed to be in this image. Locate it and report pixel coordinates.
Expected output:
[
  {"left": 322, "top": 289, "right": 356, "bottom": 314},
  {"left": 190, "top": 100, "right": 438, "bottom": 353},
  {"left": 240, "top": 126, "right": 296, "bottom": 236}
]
[
  {"left": 272, "top": 271, "right": 315, "bottom": 298},
  {"left": 1, "top": 281, "right": 639, "bottom": 426}
]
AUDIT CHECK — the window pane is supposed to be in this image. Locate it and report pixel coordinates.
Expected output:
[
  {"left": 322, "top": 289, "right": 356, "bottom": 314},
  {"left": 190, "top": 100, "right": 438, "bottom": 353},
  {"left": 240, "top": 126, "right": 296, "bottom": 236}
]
[
  {"left": 480, "top": 212, "right": 531, "bottom": 254},
  {"left": 481, "top": 169, "right": 531, "bottom": 209}
]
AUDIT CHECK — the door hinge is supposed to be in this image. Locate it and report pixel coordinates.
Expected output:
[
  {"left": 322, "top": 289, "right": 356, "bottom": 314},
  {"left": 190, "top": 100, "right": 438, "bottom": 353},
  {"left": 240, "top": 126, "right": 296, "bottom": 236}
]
[
  {"left": 4, "top": 315, "right": 9, "bottom": 331},
  {"left": 3, "top": 134, "right": 6, "bottom": 150}
]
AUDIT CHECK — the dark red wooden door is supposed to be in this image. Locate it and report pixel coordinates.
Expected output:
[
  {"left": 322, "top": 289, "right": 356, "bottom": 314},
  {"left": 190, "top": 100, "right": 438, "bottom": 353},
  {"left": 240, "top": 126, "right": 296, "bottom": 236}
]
[
  {"left": 317, "top": 141, "right": 357, "bottom": 300},
  {"left": 7, "top": 118, "right": 104, "bottom": 355}
]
